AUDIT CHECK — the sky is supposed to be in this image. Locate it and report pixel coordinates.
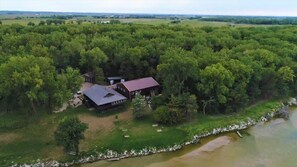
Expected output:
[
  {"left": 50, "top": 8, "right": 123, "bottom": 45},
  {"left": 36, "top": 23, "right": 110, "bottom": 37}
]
[{"left": 1, "top": 0, "right": 297, "bottom": 16}]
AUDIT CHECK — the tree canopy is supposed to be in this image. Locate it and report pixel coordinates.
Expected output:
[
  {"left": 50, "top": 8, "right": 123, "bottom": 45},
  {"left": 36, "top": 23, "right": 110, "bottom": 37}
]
[
  {"left": 54, "top": 117, "right": 88, "bottom": 155},
  {"left": 1, "top": 23, "right": 297, "bottom": 115}
]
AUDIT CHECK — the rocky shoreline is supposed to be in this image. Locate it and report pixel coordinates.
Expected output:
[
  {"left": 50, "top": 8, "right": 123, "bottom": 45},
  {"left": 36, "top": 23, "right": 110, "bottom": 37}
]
[{"left": 14, "top": 99, "right": 297, "bottom": 167}]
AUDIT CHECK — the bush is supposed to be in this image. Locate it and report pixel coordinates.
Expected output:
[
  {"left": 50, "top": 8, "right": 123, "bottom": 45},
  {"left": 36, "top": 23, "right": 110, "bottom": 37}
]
[
  {"left": 132, "top": 93, "right": 148, "bottom": 119},
  {"left": 154, "top": 105, "right": 184, "bottom": 125},
  {"left": 151, "top": 95, "right": 166, "bottom": 110}
]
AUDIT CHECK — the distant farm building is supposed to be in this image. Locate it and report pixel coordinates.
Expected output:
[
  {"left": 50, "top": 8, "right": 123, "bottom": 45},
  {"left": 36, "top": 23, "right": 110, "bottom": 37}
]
[
  {"left": 100, "top": 20, "right": 110, "bottom": 24},
  {"left": 116, "top": 77, "right": 160, "bottom": 99},
  {"left": 84, "top": 84, "right": 127, "bottom": 110}
]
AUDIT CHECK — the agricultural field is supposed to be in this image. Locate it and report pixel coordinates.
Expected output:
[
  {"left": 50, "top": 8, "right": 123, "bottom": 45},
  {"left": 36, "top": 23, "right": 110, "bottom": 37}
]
[{"left": 0, "top": 16, "right": 273, "bottom": 27}]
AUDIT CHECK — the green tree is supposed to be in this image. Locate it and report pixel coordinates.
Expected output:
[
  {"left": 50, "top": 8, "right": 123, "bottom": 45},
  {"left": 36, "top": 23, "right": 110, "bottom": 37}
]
[
  {"left": 61, "top": 37, "right": 85, "bottom": 68},
  {"left": 223, "top": 60, "right": 252, "bottom": 111},
  {"left": 169, "top": 93, "right": 198, "bottom": 120},
  {"left": 277, "top": 66, "right": 295, "bottom": 82},
  {"left": 110, "top": 20, "right": 121, "bottom": 24},
  {"left": 132, "top": 93, "right": 147, "bottom": 119},
  {"left": 60, "top": 67, "right": 84, "bottom": 93},
  {"left": 185, "top": 94, "right": 199, "bottom": 118},
  {"left": 27, "top": 22, "right": 35, "bottom": 26},
  {"left": 38, "top": 20, "right": 46, "bottom": 26},
  {"left": 151, "top": 95, "right": 166, "bottom": 110},
  {"left": 0, "top": 56, "right": 83, "bottom": 113},
  {"left": 79, "top": 47, "right": 108, "bottom": 72},
  {"left": 197, "top": 63, "right": 235, "bottom": 112},
  {"left": 54, "top": 117, "right": 88, "bottom": 155},
  {"left": 277, "top": 66, "right": 295, "bottom": 96},
  {"left": 157, "top": 48, "right": 197, "bottom": 96},
  {"left": 31, "top": 45, "right": 50, "bottom": 57},
  {"left": 154, "top": 105, "right": 184, "bottom": 125},
  {"left": 0, "top": 56, "right": 56, "bottom": 113}
]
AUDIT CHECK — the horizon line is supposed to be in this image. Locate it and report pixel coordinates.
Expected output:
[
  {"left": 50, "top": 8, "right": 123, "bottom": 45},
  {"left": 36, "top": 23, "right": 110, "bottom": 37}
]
[{"left": 1, "top": 10, "right": 297, "bottom": 18}]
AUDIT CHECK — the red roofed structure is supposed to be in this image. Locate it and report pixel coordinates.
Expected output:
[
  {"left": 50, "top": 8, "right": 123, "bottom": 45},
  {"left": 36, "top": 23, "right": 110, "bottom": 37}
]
[{"left": 116, "top": 77, "right": 160, "bottom": 99}]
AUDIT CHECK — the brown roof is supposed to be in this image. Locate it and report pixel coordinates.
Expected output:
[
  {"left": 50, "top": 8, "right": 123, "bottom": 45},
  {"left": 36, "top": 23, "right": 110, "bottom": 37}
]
[{"left": 121, "top": 77, "right": 159, "bottom": 92}]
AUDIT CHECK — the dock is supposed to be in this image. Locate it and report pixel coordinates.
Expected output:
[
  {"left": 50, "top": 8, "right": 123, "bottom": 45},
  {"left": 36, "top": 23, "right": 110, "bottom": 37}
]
[{"left": 236, "top": 131, "right": 243, "bottom": 138}]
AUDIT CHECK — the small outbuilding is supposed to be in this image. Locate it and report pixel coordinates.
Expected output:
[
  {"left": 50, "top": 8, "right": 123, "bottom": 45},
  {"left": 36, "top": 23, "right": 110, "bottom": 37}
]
[
  {"left": 84, "top": 84, "right": 127, "bottom": 110},
  {"left": 83, "top": 72, "right": 95, "bottom": 83},
  {"left": 116, "top": 77, "right": 160, "bottom": 99}
]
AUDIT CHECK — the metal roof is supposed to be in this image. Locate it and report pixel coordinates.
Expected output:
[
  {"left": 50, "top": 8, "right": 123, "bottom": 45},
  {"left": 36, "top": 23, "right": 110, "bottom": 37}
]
[
  {"left": 121, "top": 77, "right": 159, "bottom": 92},
  {"left": 107, "top": 76, "right": 124, "bottom": 80},
  {"left": 83, "top": 85, "right": 127, "bottom": 106}
]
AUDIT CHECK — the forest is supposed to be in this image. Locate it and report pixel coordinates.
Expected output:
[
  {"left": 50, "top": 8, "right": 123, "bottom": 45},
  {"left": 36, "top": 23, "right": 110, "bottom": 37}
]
[
  {"left": 199, "top": 16, "right": 297, "bottom": 25},
  {"left": 0, "top": 22, "right": 297, "bottom": 121}
]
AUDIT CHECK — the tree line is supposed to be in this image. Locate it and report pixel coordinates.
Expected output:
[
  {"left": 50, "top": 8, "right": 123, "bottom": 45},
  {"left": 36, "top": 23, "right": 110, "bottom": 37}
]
[
  {"left": 0, "top": 23, "right": 297, "bottom": 121},
  {"left": 199, "top": 17, "right": 297, "bottom": 25}
]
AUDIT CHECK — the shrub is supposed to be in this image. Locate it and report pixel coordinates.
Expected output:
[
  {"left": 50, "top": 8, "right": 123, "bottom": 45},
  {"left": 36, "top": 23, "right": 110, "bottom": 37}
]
[
  {"left": 132, "top": 93, "right": 147, "bottom": 119},
  {"left": 151, "top": 95, "right": 166, "bottom": 110},
  {"left": 154, "top": 105, "right": 184, "bottom": 125}
]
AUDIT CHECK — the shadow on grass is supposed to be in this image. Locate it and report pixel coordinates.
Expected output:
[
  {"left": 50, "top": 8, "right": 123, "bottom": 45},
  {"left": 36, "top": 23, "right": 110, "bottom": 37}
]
[{"left": 94, "top": 102, "right": 131, "bottom": 118}]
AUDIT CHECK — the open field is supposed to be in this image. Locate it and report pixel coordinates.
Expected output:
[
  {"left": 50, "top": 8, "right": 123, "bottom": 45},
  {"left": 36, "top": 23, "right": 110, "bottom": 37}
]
[
  {"left": 0, "top": 99, "right": 281, "bottom": 166},
  {"left": 0, "top": 17, "right": 277, "bottom": 27},
  {"left": 0, "top": 18, "right": 46, "bottom": 25}
]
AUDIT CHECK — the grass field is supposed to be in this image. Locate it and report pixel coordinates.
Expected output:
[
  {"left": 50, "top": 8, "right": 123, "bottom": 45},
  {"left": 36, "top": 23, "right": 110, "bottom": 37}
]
[
  {"left": 0, "top": 99, "right": 282, "bottom": 166},
  {"left": 0, "top": 18, "right": 46, "bottom": 26},
  {"left": 0, "top": 17, "right": 275, "bottom": 27}
]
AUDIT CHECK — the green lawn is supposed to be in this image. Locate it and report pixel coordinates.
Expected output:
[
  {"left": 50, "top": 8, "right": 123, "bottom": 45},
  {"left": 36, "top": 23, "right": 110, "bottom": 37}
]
[{"left": 0, "top": 100, "right": 282, "bottom": 166}]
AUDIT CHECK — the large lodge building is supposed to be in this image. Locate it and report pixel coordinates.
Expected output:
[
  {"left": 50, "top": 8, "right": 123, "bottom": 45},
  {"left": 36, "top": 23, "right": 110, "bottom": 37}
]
[{"left": 83, "top": 77, "right": 160, "bottom": 111}]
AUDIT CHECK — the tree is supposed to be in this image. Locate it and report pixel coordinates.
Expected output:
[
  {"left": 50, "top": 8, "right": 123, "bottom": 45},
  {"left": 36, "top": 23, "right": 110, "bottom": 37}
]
[
  {"left": 79, "top": 47, "right": 108, "bottom": 72},
  {"left": 277, "top": 66, "right": 295, "bottom": 96},
  {"left": 201, "top": 97, "right": 215, "bottom": 115},
  {"left": 185, "top": 94, "right": 199, "bottom": 119},
  {"left": 0, "top": 20, "right": 2, "bottom": 25},
  {"left": 132, "top": 93, "right": 147, "bottom": 119},
  {"left": 27, "top": 22, "right": 35, "bottom": 26},
  {"left": 55, "top": 117, "right": 88, "bottom": 155},
  {"left": 157, "top": 48, "right": 197, "bottom": 97},
  {"left": 0, "top": 56, "right": 56, "bottom": 113},
  {"left": 169, "top": 93, "right": 198, "bottom": 120},
  {"left": 38, "top": 20, "right": 46, "bottom": 26},
  {"left": 151, "top": 95, "right": 166, "bottom": 110},
  {"left": 197, "top": 63, "right": 235, "bottom": 113},
  {"left": 277, "top": 66, "right": 295, "bottom": 82},
  {"left": 77, "top": 20, "right": 83, "bottom": 25},
  {"left": 154, "top": 105, "right": 184, "bottom": 125},
  {"left": 223, "top": 59, "right": 252, "bottom": 112},
  {"left": 31, "top": 45, "right": 50, "bottom": 57},
  {"left": 0, "top": 56, "right": 83, "bottom": 113},
  {"left": 61, "top": 37, "right": 85, "bottom": 68}
]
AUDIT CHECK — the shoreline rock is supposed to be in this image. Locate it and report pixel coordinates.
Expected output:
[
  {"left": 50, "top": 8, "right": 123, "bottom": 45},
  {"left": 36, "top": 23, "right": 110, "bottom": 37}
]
[{"left": 14, "top": 101, "right": 295, "bottom": 167}]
